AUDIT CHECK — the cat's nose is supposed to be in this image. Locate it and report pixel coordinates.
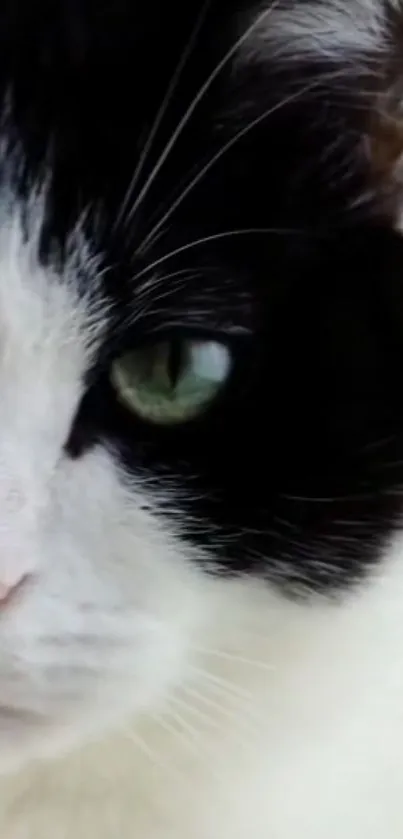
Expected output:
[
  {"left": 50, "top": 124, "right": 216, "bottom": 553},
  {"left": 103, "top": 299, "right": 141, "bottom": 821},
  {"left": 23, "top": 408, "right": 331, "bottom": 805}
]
[{"left": 0, "top": 574, "right": 29, "bottom": 606}]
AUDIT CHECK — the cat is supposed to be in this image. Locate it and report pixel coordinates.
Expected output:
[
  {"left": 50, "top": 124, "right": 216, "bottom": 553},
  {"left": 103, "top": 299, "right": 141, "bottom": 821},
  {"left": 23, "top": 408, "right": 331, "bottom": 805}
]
[{"left": 1, "top": 0, "right": 403, "bottom": 836}]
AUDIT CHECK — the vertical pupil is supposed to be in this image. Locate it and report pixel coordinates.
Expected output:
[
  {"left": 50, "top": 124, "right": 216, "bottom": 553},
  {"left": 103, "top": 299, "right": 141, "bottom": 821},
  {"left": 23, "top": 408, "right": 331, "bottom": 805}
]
[{"left": 167, "top": 339, "right": 185, "bottom": 388}]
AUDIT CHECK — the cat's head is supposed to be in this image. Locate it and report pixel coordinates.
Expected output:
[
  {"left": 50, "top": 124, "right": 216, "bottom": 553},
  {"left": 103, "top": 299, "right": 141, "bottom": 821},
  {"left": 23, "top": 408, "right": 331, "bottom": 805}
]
[{"left": 0, "top": 0, "right": 403, "bottom": 771}]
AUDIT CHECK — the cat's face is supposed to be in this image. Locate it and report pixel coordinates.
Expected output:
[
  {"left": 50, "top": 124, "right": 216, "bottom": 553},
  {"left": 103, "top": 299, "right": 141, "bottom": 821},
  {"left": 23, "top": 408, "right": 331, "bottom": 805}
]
[{"left": 1, "top": 0, "right": 403, "bottom": 771}]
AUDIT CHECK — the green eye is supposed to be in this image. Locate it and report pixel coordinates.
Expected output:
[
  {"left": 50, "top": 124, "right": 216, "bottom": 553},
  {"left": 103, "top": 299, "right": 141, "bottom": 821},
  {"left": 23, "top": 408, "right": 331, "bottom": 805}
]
[{"left": 110, "top": 338, "right": 231, "bottom": 424}]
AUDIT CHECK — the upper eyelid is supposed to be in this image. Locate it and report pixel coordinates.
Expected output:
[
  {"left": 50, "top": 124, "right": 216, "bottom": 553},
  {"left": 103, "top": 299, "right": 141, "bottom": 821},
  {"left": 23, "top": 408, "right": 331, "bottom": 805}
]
[{"left": 84, "top": 324, "right": 250, "bottom": 386}]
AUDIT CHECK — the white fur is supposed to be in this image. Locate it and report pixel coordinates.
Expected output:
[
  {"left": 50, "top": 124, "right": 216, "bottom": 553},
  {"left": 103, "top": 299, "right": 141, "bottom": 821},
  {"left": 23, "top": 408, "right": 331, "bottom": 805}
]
[
  {"left": 240, "top": 0, "right": 392, "bottom": 64},
  {"left": 0, "top": 187, "right": 403, "bottom": 837},
  {"left": 0, "top": 193, "right": 205, "bottom": 772},
  {"left": 3, "top": 551, "right": 403, "bottom": 837}
]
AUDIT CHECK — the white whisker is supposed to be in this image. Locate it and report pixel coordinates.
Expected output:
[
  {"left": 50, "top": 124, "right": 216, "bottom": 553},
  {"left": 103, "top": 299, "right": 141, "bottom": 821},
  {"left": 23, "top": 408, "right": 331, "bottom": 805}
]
[
  {"left": 166, "top": 697, "right": 255, "bottom": 755},
  {"left": 114, "top": 0, "right": 213, "bottom": 234},
  {"left": 151, "top": 710, "right": 201, "bottom": 755},
  {"left": 152, "top": 707, "right": 229, "bottom": 770},
  {"left": 125, "top": 268, "right": 202, "bottom": 326},
  {"left": 170, "top": 692, "right": 227, "bottom": 732},
  {"left": 125, "top": 727, "right": 178, "bottom": 776},
  {"left": 163, "top": 706, "right": 203, "bottom": 743},
  {"left": 139, "top": 70, "right": 347, "bottom": 251},
  {"left": 189, "top": 666, "right": 253, "bottom": 701},
  {"left": 133, "top": 267, "right": 199, "bottom": 304},
  {"left": 131, "top": 227, "right": 297, "bottom": 286},
  {"left": 170, "top": 692, "right": 258, "bottom": 748},
  {"left": 124, "top": 1, "right": 281, "bottom": 230},
  {"left": 180, "top": 682, "right": 262, "bottom": 732},
  {"left": 192, "top": 646, "right": 274, "bottom": 672}
]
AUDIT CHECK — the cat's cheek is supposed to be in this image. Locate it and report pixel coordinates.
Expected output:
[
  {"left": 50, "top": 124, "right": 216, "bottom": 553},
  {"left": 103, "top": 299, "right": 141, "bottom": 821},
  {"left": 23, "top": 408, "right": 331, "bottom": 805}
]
[{"left": 0, "top": 443, "right": 208, "bottom": 768}]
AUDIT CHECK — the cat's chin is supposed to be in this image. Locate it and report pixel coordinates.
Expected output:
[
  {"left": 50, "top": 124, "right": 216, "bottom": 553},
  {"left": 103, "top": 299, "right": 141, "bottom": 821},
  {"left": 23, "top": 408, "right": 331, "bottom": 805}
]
[
  {"left": 0, "top": 713, "right": 56, "bottom": 776},
  {"left": 0, "top": 708, "right": 108, "bottom": 776},
  {"left": 0, "top": 668, "right": 183, "bottom": 778}
]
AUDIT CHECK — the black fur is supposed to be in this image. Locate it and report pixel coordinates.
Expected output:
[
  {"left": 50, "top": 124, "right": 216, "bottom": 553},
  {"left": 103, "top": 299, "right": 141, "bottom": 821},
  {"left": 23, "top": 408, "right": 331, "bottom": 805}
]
[{"left": 3, "top": 0, "right": 403, "bottom": 592}]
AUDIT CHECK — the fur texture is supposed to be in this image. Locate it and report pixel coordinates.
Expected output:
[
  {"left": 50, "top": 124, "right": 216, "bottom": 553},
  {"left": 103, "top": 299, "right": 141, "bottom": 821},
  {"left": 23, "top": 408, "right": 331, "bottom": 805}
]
[{"left": 0, "top": 1, "right": 403, "bottom": 836}]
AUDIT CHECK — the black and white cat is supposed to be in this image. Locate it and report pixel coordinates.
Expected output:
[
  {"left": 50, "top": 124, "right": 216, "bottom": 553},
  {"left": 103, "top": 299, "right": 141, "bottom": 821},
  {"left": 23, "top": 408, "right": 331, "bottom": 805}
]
[{"left": 1, "top": 0, "right": 403, "bottom": 836}]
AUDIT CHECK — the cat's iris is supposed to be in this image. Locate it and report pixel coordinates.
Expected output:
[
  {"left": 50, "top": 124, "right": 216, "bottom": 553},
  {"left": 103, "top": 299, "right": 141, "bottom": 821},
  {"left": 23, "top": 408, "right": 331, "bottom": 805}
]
[{"left": 110, "top": 338, "right": 231, "bottom": 424}]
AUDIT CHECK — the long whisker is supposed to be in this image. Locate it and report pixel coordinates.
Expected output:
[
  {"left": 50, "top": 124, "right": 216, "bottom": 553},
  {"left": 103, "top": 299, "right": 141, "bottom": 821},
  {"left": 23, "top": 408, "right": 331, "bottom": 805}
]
[
  {"left": 124, "top": 2, "right": 281, "bottom": 229},
  {"left": 167, "top": 695, "right": 257, "bottom": 753},
  {"left": 151, "top": 709, "right": 203, "bottom": 755},
  {"left": 170, "top": 691, "right": 259, "bottom": 741},
  {"left": 137, "top": 70, "right": 382, "bottom": 254},
  {"left": 189, "top": 666, "right": 254, "bottom": 701},
  {"left": 132, "top": 267, "right": 199, "bottom": 302},
  {"left": 139, "top": 71, "right": 346, "bottom": 252},
  {"left": 192, "top": 646, "right": 275, "bottom": 672},
  {"left": 162, "top": 706, "right": 204, "bottom": 742},
  {"left": 137, "top": 224, "right": 168, "bottom": 259},
  {"left": 113, "top": 0, "right": 214, "bottom": 234},
  {"left": 125, "top": 727, "right": 181, "bottom": 777},
  {"left": 180, "top": 682, "right": 262, "bottom": 732},
  {"left": 124, "top": 268, "right": 201, "bottom": 324},
  {"left": 170, "top": 692, "right": 228, "bottom": 732},
  {"left": 126, "top": 271, "right": 204, "bottom": 330},
  {"left": 131, "top": 227, "right": 298, "bottom": 286},
  {"left": 151, "top": 708, "right": 229, "bottom": 769}
]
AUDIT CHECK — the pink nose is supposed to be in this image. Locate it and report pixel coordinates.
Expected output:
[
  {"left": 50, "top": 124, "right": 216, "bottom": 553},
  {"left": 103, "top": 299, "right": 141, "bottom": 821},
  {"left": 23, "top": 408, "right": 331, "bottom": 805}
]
[{"left": 0, "top": 575, "right": 29, "bottom": 606}]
